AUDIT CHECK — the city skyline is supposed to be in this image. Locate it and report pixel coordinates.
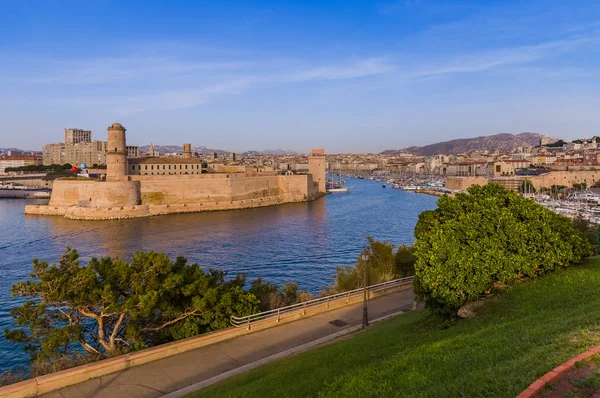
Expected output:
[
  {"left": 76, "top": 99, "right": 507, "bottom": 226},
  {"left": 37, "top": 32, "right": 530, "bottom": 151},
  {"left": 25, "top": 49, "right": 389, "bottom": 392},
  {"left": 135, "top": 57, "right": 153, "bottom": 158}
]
[{"left": 2, "top": 0, "right": 600, "bottom": 152}]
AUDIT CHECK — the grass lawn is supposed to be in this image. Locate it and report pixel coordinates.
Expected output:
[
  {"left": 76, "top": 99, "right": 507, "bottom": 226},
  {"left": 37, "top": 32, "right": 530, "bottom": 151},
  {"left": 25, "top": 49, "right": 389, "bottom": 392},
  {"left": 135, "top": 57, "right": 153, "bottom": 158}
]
[{"left": 190, "top": 257, "right": 600, "bottom": 398}]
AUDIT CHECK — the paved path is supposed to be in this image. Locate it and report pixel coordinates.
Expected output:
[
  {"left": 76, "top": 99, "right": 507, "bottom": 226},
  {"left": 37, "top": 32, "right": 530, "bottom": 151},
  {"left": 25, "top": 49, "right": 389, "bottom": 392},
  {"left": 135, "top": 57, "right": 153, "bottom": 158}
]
[{"left": 42, "top": 288, "right": 416, "bottom": 398}]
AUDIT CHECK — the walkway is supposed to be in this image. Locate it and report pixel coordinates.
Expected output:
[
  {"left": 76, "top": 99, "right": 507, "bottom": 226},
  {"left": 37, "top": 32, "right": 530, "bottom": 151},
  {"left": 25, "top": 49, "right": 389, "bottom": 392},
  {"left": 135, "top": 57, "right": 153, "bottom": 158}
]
[{"left": 41, "top": 288, "right": 416, "bottom": 398}]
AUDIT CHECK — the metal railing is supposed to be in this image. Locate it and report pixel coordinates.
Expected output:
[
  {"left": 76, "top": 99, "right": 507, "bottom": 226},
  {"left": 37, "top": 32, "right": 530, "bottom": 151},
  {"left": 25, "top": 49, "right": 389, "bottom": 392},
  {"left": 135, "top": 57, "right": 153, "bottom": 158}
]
[{"left": 230, "top": 276, "right": 414, "bottom": 329}]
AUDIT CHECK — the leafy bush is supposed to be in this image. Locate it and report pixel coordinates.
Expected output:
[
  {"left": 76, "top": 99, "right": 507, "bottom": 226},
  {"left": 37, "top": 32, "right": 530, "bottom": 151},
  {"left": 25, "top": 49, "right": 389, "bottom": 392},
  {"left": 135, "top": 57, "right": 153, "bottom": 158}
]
[
  {"left": 572, "top": 216, "right": 598, "bottom": 255},
  {"left": 394, "top": 245, "right": 417, "bottom": 277},
  {"left": 333, "top": 237, "right": 396, "bottom": 293},
  {"left": 5, "top": 163, "right": 72, "bottom": 173},
  {"left": 413, "top": 184, "right": 593, "bottom": 318},
  {"left": 249, "top": 279, "right": 311, "bottom": 311}
]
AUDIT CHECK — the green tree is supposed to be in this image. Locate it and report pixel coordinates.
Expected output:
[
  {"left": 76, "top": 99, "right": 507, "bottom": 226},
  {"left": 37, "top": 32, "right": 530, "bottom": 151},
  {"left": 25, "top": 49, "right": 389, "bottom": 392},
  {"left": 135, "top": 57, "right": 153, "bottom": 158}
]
[
  {"left": 394, "top": 245, "right": 417, "bottom": 277},
  {"left": 334, "top": 237, "right": 396, "bottom": 292},
  {"left": 572, "top": 216, "right": 599, "bottom": 255},
  {"left": 248, "top": 279, "right": 311, "bottom": 311},
  {"left": 413, "top": 184, "right": 592, "bottom": 318},
  {"left": 5, "top": 248, "right": 259, "bottom": 361}
]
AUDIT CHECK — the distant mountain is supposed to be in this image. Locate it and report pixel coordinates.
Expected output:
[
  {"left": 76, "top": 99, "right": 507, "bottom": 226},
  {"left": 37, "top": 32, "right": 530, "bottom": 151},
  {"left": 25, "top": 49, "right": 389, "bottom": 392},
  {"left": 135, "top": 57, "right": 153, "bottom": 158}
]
[
  {"left": 0, "top": 148, "right": 37, "bottom": 154},
  {"left": 381, "top": 133, "right": 556, "bottom": 156},
  {"left": 138, "top": 145, "right": 226, "bottom": 155},
  {"left": 242, "top": 149, "right": 299, "bottom": 155},
  {"left": 137, "top": 145, "right": 298, "bottom": 156}
]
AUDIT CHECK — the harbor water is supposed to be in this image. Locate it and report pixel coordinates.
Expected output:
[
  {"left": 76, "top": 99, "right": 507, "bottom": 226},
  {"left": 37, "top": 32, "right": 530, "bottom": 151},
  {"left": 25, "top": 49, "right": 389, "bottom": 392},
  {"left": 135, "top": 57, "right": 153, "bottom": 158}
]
[{"left": 0, "top": 178, "right": 437, "bottom": 372}]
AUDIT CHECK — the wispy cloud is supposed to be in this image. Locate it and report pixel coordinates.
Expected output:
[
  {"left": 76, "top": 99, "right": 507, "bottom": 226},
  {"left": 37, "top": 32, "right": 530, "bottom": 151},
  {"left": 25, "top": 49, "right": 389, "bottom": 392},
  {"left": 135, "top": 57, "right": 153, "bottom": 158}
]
[
  {"left": 285, "top": 58, "right": 395, "bottom": 82},
  {"left": 31, "top": 55, "right": 395, "bottom": 115},
  {"left": 30, "top": 56, "right": 253, "bottom": 85},
  {"left": 407, "top": 31, "right": 600, "bottom": 78}
]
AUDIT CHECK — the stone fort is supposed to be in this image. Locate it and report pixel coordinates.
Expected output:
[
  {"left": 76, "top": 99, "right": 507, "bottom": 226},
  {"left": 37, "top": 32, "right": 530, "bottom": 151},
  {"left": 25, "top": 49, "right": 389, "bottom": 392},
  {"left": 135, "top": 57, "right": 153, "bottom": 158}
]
[{"left": 25, "top": 123, "right": 326, "bottom": 220}]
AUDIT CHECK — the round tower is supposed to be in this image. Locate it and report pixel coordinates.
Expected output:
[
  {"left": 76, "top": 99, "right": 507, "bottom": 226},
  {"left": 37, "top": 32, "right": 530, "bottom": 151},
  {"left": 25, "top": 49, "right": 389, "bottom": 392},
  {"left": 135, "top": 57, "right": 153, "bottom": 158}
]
[
  {"left": 106, "top": 122, "right": 128, "bottom": 181},
  {"left": 182, "top": 143, "right": 192, "bottom": 159}
]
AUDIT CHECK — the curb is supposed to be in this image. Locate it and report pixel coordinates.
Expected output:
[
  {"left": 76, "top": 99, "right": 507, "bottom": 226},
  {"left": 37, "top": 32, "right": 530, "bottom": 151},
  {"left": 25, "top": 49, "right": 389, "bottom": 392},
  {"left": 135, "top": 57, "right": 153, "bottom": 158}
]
[
  {"left": 160, "top": 310, "right": 407, "bottom": 398},
  {"left": 516, "top": 345, "right": 600, "bottom": 398}
]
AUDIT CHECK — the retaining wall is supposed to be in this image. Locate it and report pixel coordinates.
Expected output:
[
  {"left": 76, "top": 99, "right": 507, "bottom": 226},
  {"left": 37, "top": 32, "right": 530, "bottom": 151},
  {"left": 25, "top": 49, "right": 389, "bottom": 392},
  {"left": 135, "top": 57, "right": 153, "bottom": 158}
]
[
  {"left": 0, "top": 284, "right": 412, "bottom": 397},
  {"left": 24, "top": 193, "right": 324, "bottom": 220}
]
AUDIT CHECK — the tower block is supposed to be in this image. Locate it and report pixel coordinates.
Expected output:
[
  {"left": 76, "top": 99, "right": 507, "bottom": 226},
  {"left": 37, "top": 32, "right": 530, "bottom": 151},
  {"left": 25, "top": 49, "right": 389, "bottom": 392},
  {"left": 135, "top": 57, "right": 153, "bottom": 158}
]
[
  {"left": 308, "top": 148, "right": 326, "bottom": 194},
  {"left": 106, "top": 123, "right": 128, "bottom": 181}
]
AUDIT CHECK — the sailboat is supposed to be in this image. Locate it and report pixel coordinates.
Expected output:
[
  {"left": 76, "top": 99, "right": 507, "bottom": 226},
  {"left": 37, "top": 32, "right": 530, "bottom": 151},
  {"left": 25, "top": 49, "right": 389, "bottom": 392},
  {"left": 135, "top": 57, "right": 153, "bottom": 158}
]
[{"left": 328, "top": 167, "right": 349, "bottom": 193}]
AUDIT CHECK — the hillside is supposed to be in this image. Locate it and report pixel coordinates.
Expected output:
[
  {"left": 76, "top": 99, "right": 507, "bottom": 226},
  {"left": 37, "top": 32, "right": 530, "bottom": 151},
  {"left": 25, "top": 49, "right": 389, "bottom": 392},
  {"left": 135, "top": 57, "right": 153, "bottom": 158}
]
[
  {"left": 382, "top": 132, "right": 554, "bottom": 156},
  {"left": 242, "top": 149, "right": 299, "bottom": 155},
  {"left": 137, "top": 145, "right": 298, "bottom": 156},
  {"left": 0, "top": 148, "right": 36, "bottom": 154},
  {"left": 138, "top": 145, "right": 226, "bottom": 155},
  {"left": 193, "top": 258, "right": 600, "bottom": 398}
]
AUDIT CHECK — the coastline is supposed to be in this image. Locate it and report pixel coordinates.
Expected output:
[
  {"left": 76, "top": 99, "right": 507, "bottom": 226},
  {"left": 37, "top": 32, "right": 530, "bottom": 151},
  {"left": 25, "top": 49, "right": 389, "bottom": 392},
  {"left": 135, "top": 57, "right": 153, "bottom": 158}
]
[{"left": 24, "top": 193, "right": 327, "bottom": 220}]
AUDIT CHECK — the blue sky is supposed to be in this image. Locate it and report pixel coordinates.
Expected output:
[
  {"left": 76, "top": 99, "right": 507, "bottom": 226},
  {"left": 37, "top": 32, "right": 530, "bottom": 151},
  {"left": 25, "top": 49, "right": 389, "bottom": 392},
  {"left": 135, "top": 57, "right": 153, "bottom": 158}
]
[{"left": 2, "top": 0, "right": 600, "bottom": 153}]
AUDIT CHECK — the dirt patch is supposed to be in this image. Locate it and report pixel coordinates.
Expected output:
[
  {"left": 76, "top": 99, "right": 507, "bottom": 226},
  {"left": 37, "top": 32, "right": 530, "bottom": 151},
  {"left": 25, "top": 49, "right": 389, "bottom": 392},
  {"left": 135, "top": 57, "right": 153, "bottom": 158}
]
[{"left": 541, "top": 358, "right": 600, "bottom": 398}]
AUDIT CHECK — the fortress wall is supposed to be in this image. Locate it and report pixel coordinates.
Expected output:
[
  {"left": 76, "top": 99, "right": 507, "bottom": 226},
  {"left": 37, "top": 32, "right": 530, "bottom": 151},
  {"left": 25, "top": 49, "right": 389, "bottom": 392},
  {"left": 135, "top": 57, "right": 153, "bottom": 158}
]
[
  {"left": 64, "top": 205, "right": 151, "bottom": 220},
  {"left": 24, "top": 205, "right": 67, "bottom": 216},
  {"left": 134, "top": 174, "right": 313, "bottom": 205},
  {"left": 445, "top": 176, "right": 490, "bottom": 191},
  {"left": 229, "top": 175, "right": 282, "bottom": 200},
  {"left": 530, "top": 170, "right": 600, "bottom": 190},
  {"left": 277, "top": 175, "right": 311, "bottom": 198},
  {"left": 48, "top": 179, "right": 140, "bottom": 208},
  {"left": 447, "top": 171, "right": 600, "bottom": 192},
  {"left": 135, "top": 176, "right": 234, "bottom": 204}
]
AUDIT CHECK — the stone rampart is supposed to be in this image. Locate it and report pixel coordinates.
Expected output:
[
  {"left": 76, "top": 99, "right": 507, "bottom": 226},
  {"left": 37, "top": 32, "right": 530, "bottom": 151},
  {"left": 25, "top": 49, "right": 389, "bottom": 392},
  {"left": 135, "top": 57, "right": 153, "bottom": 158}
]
[
  {"left": 446, "top": 170, "right": 600, "bottom": 192},
  {"left": 25, "top": 174, "right": 324, "bottom": 220},
  {"left": 25, "top": 193, "right": 325, "bottom": 220},
  {"left": 49, "top": 179, "right": 140, "bottom": 208},
  {"left": 445, "top": 176, "right": 489, "bottom": 191}
]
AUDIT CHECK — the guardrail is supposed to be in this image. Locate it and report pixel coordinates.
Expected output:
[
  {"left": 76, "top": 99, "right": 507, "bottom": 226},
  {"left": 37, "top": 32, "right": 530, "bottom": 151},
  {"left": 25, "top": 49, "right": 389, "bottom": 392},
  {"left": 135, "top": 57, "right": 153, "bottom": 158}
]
[{"left": 231, "top": 276, "right": 414, "bottom": 329}]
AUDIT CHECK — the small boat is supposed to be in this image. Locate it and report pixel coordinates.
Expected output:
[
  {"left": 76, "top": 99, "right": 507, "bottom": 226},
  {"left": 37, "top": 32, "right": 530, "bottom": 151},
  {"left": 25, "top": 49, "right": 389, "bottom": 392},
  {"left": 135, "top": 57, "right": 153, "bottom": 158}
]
[
  {"left": 328, "top": 187, "right": 349, "bottom": 193},
  {"left": 382, "top": 184, "right": 386, "bottom": 188}
]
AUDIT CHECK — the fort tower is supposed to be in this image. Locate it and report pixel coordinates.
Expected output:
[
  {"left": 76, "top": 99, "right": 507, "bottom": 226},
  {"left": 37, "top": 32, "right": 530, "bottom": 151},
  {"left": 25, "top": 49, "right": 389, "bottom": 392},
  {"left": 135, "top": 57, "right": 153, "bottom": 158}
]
[
  {"left": 308, "top": 149, "right": 326, "bottom": 193},
  {"left": 106, "top": 123, "right": 128, "bottom": 181},
  {"left": 182, "top": 143, "right": 192, "bottom": 159}
]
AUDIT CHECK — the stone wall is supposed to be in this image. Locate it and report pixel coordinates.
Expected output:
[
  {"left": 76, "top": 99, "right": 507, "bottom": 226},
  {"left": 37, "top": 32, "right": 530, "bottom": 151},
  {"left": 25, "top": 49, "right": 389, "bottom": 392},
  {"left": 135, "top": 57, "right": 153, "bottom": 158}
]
[
  {"left": 26, "top": 193, "right": 325, "bottom": 220},
  {"left": 130, "top": 174, "right": 314, "bottom": 205},
  {"left": 445, "top": 176, "right": 489, "bottom": 191},
  {"left": 0, "top": 283, "right": 411, "bottom": 398},
  {"left": 48, "top": 179, "right": 141, "bottom": 208},
  {"left": 26, "top": 172, "right": 324, "bottom": 220},
  {"left": 447, "top": 170, "right": 600, "bottom": 192}
]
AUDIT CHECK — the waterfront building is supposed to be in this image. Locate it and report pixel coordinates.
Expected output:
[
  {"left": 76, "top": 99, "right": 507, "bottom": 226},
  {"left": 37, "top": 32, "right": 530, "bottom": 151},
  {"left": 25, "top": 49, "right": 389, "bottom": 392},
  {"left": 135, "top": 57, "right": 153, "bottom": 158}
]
[{"left": 0, "top": 156, "right": 43, "bottom": 173}]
